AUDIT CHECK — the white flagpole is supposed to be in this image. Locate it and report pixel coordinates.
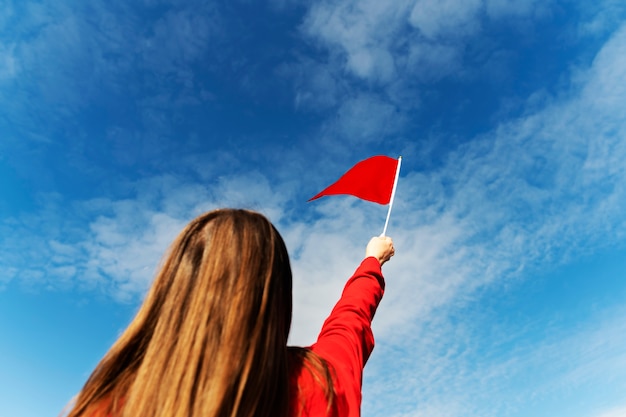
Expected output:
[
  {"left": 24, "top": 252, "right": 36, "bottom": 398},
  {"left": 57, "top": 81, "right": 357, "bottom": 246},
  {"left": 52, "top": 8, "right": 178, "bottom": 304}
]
[{"left": 381, "top": 156, "right": 402, "bottom": 237}]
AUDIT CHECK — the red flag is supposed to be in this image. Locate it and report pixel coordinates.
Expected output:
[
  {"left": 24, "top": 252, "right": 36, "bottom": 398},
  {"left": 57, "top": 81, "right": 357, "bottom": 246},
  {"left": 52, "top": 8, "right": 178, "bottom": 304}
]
[{"left": 308, "top": 155, "right": 399, "bottom": 205}]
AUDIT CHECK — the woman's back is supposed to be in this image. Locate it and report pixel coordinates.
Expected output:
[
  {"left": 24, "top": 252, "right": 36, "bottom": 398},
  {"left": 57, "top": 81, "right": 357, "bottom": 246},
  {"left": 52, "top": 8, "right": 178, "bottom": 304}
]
[{"left": 63, "top": 209, "right": 393, "bottom": 417}]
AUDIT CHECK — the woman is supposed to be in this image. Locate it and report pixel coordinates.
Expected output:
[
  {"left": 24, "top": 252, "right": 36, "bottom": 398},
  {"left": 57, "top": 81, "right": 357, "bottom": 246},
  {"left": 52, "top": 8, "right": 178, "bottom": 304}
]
[{"left": 65, "top": 208, "right": 394, "bottom": 417}]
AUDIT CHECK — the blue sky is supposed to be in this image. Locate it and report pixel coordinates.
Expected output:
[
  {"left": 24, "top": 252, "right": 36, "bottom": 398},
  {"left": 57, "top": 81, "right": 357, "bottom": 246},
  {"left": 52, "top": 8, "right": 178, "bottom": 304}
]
[{"left": 1, "top": 1, "right": 626, "bottom": 416}]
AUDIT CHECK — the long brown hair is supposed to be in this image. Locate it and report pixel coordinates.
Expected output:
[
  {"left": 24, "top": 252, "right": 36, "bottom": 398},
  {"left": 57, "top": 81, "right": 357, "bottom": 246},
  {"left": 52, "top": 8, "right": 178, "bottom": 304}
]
[{"left": 66, "top": 209, "right": 334, "bottom": 417}]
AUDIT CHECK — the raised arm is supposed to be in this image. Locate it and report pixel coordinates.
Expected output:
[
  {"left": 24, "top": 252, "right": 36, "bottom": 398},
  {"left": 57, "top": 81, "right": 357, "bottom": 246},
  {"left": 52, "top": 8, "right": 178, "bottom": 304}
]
[{"left": 311, "top": 237, "right": 394, "bottom": 416}]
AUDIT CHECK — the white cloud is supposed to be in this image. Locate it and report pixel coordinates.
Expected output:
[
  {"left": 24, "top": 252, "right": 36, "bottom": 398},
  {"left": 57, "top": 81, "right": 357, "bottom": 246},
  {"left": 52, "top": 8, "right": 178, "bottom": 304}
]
[
  {"left": 484, "top": 0, "right": 549, "bottom": 19},
  {"left": 362, "top": 300, "right": 626, "bottom": 417},
  {"left": 355, "top": 20, "right": 626, "bottom": 417},
  {"left": 301, "top": 0, "right": 549, "bottom": 86},
  {"left": 81, "top": 209, "right": 186, "bottom": 300},
  {"left": 0, "top": 172, "right": 294, "bottom": 301},
  {"left": 0, "top": 0, "right": 223, "bottom": 156},
  {"left": 139, "top": 4, "right": 219, "bottom": 75},
  {"left": 293, "top": 0, "right": 555, "bottom": 145},
  {"left": 1, "top": 3, "right": 626, "bottom": 416},
  {"left": 3, "top": 10, "right": 626, "bottom": 348},
  {"left": 328, "top": 93, "right": 406, "bottom": 145},
  {"left": 0, "top": 43, "right": 19, "bottom": 81},
  {"left": 577, "top": 1, "right": 626, "bottom": 38},
  {"left": 406, "top": 42, "right": 462, "bottom": 82},
  {"left": 409, "top": 0, "right": 482, "bottom": 40},
  {"left": 287, "top": 57, "right": 341, "bottom": 111},
  {"left": 0, "top": 267, "right": 17, "bottom": 289},
  {"left": 301, "top": 0, "right": 413, "bottom": 84},
  {"left": 590, "top": 406, "right": 626, "bottom": 417}
]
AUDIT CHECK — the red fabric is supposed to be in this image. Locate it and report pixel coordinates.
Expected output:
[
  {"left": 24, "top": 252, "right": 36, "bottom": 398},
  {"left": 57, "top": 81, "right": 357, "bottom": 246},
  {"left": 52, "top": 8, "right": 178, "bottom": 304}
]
[
  {"left": 308, "top": 156, "right": 398, "bottom": 205},
  {"left": 85, "top": 258, "right": 385, "bottom": 417},
  {"left": 289, "top": 257, "right": 385, "bottom": 417}
]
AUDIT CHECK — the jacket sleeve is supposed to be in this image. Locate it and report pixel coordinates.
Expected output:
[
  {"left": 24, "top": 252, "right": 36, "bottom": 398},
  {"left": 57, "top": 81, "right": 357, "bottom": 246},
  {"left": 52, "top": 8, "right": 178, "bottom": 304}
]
[{"left": 310, "top": 256, "right": 385, "bottom": 415}]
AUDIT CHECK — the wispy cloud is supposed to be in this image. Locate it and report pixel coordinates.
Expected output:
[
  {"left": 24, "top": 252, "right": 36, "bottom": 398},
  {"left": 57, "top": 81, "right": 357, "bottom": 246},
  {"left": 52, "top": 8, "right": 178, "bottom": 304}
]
[
  {"left": 409, "top": 0, "right": 482, "bottom": 40},
  {"left": 0, "top": 172, "right": 290, "bottom": 298},
  {"left": 0, "top": 0, "right": 227, "bottom": 182},
  {"left": 577, "top": 1, "right": 626, "bottom": 38},
  {"left": 355, "top": 20, "right": 626, "bottom": 417},
  {"left": 301, "top": 0, "right": 409, "bottom": 84},
  {"left": 2, "top": 2, "right": 626, "bottom": 416},
  {"left": 589, "top": 406, "right": 626, "bottom": 417},
  {"left": 3, "top": 18, "right": 625, "bottom": 335},
  {"left": 0, "top": 43, "right": 18, "bottom": 81},
  {"left": 300, "top": 0, "right": 550, "bottom": 86},
  {"left": 363, "top": 300, "right": 626, "bottom": 417},
  {"left": 381, "top": 21, "right": 626, "bottom": 325}
]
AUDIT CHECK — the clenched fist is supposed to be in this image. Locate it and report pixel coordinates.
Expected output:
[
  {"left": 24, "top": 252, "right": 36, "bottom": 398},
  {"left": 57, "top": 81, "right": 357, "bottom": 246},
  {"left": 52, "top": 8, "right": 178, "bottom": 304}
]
[{"left": 365, "top": 236, "right": 395, "bottom": 266}]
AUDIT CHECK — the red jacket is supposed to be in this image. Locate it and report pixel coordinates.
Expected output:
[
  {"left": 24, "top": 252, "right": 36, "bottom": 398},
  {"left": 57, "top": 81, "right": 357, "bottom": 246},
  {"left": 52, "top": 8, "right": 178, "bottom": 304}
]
[
  {"left": 289, "top": 256, "right": 385, "bottom": 417},
  {"left": 84, "top": 257, "right": 385, "bottom": 417}
]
